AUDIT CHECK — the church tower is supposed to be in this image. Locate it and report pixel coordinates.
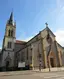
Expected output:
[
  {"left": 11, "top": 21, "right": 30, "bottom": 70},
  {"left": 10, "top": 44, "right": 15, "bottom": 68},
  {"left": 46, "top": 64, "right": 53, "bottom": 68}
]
[{"left": 1, "top": 12, "right": 16, "bottom": 70}]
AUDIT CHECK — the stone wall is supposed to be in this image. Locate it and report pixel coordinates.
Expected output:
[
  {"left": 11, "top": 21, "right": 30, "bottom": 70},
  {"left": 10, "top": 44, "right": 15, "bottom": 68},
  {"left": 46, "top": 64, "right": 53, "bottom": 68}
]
[{"left": 18, "top": 33, "right": 43, "bottom": 69}]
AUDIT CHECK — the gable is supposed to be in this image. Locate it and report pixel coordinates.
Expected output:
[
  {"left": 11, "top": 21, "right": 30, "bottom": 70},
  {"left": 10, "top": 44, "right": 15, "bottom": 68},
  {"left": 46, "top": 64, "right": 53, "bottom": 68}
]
[{"left": 41, "top": 27, "right": 55, "bottom": 41}]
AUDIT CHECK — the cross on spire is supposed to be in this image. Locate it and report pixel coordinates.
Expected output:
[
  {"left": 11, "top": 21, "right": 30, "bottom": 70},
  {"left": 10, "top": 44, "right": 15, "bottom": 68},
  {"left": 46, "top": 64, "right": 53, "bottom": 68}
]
[{"left": 45, "top": 22, "right": 48, "bottom": 27}]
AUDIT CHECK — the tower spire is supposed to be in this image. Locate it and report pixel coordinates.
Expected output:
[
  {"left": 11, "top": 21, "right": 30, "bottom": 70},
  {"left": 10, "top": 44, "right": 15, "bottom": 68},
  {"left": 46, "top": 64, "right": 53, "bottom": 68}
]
[
  {"left": 9, "top": 12, "right": 13, "bottom": 22},
  {"left": 7, "top": 12, "right": 13, "bottom": 25}
]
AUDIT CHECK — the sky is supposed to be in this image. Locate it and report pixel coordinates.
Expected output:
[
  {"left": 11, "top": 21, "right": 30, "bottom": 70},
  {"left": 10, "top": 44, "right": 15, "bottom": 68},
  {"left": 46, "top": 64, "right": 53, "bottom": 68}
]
[{"left": 0, "top": 0, "right": 64, "bottom": 48}]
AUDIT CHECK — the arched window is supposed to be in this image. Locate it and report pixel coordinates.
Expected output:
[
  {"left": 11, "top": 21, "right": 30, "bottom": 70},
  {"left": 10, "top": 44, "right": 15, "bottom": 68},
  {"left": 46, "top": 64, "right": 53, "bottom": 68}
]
[
  {"left": 21, "top": 52, "right": 25, "bottom": 62},
  {"left": 8, "top": 30, "right": 11, "bottom": 36},
  {"left": 8, "top": 29, "right": 13, "bottom": 37},
  {"left": 11, "top": 30, "right": 13, "bottom": 37},
  {"left": 7, "top": 42, "right": 12, "bottom": 48}
]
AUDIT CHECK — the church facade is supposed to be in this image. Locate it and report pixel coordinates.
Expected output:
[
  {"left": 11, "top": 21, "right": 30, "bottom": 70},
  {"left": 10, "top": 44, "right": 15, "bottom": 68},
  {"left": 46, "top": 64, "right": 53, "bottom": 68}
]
[{"left": 0, "top": 13, "right": 64, "bottom": 71}]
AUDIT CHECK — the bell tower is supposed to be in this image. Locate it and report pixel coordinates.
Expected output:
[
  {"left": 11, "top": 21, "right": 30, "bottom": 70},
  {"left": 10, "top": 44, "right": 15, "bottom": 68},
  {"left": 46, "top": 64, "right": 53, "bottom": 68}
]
[
  {"left": 2, "top": 12, "right": 16, "bottom": 70},
  {"left": 3, "top": 12, "right": 16, "bottom": 50}
]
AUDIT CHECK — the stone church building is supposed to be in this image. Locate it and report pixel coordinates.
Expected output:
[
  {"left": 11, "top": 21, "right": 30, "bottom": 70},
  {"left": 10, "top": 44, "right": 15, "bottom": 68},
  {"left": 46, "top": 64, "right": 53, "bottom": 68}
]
[{"left": 0, "top": 12, "right": 64, "bottom": 71}]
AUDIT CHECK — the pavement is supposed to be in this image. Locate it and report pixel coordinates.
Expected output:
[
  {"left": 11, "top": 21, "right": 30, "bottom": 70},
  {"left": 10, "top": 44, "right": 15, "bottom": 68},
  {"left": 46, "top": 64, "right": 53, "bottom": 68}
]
[
  {"left": 0, "top": 71, "right": 64, "bottom": 79},
  {"left": 0, "top": 70, "right": 34, "bottom": 76},
  {"left": 0, "top": 68, "right": 64, "bottom": 79}
]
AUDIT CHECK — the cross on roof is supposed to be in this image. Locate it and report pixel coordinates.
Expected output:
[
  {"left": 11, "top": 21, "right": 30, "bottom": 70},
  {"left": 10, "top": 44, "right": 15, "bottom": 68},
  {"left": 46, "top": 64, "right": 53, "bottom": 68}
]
[{"left": 45, "top": 22, "right": 48, "bottom": 27}]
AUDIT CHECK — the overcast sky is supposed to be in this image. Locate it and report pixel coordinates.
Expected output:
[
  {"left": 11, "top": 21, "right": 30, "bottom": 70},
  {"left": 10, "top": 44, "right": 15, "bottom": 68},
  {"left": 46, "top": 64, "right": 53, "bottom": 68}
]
[{"left": 0, "top": 0, "right": 64, "bottom": 48}]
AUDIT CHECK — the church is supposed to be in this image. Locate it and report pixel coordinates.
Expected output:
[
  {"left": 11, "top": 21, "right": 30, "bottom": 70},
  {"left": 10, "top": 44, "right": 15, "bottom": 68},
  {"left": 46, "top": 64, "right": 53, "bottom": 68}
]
[{"left": 0, "top": 12, "right": 64, "bottom": 71}]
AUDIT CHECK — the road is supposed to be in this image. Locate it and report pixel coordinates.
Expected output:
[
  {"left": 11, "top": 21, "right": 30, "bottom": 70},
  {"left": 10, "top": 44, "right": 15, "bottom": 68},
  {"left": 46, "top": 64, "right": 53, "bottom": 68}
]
[{"left": 0, "top": 71, "right": 64, "bottom": 79}]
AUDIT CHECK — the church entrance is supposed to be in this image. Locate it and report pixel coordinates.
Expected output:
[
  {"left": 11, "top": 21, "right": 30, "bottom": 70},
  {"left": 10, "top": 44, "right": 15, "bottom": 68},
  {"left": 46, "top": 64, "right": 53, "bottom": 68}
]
[
  {"left": 50, "top": 58, "right": 54, "bottom": 67},
  {"left": 6, "top": 61, "right": 9, "bottom": 71}
]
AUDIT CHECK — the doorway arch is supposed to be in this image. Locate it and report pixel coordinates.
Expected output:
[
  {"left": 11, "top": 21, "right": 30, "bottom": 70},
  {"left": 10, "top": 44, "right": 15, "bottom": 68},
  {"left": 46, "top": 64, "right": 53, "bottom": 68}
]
[
  {"left": 48, "top": 51, "right": 56, "bottom": 67},
  {"left": 6, "top": 61, "right": 9, "bottom": 71}
]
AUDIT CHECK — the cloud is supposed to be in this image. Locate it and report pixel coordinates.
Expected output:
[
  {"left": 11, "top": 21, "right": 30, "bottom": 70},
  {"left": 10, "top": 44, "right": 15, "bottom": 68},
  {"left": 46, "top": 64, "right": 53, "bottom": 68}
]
[
  {"left": 54, "top": 29, "right": 64, "bottom": 47},
  {"left": 17, "top": 29, "right": 38, "bottom": 42},
  {"left": 17, "top": 32, "right": 34, "bottom": 42},
  {"left": 17, "top": 34, "right": 37, "bottom": 42},
  {"left": 0, "top": 42, "right": 2, "bottom": 49},
  {"left": 22, "top": 36, "right": 33, "bottom": 42},
  {"left": 0, "top": 39, "right": 3, "bottom": 49}
]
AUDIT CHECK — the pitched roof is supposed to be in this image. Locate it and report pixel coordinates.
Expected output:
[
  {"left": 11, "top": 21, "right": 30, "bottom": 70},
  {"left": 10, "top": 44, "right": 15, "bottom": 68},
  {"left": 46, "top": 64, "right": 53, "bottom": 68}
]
[
  {"left": 15, "top": 40, "right": 27, "bottom": 44},
  {"left": 46, "top": 26, "right": 56, "bottom": 37},
  {"left": 57, "top": 42, "right": 63, "bottom": 48}
]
